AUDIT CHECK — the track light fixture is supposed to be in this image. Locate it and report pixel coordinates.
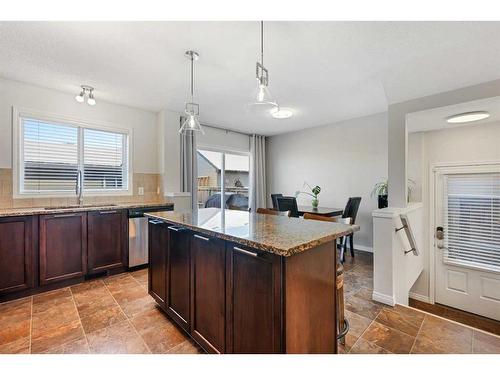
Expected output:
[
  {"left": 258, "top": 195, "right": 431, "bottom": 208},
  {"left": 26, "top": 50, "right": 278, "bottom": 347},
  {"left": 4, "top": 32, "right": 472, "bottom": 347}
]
[{"left": 75, "top": 85, "right": 96, "bottom": 106}]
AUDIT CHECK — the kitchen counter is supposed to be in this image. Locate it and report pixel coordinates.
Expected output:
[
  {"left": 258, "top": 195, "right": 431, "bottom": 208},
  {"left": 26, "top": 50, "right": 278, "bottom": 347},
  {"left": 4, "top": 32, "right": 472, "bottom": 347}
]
[
  {"left": 145, "top": 207, "right": 358, "bottom": 257},
  {"left": 0, "top": 201, "right": 174, "bottom": 218}
]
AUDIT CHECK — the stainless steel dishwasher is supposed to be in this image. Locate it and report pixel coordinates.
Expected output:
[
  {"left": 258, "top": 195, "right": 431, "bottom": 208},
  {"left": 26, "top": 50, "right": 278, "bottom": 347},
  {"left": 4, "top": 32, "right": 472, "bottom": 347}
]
[{"left": 128, "top": 205, "right": 173, "bottom": 267}]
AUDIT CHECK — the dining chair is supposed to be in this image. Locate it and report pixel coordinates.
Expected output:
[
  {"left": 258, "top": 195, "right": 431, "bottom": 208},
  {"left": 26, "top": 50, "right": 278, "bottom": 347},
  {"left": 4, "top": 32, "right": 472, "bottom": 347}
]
[
  {"left": 303, "top": 213, "right": 352, "bottom": 262},
  {"left": 256, "top": 207, "right": 291, "bottom": 217},
  {"left": 270, "top": 193, "right": 283, "bottom": 210},
  {"left": 342, "top": 197, "right": 361, "bottom": 259},
  {"left": 302, "top": 212, "right": 350, "bottom": 345},
  {"left": 277, "top": 196, "right": 299, "bottom": 218}
]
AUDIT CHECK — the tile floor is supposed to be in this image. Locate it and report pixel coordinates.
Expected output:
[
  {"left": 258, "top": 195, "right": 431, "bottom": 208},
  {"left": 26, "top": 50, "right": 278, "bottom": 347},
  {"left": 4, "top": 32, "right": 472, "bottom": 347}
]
[
  {"left": 339, "top": 251, "right": 500, "bottom": 354},
  {"left": 0, "top": 251, "right": 498, "bottom": 354},
  {"left": 0, "top": 269, "right": 202, "bottom": 354}
]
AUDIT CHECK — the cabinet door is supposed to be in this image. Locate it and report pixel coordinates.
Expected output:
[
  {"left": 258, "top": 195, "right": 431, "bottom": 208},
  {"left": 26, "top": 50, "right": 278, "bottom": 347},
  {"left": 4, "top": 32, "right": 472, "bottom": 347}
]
[
  {"left": 148, "top": 219, "right": 168, "bottom": 306},
  {"left": 87, "top": 210, "right": 127, "bottom": 274},
  {"left": 190, "top": 233, "right": 226, "bottom": 353},
  {"left": 39, "top": 212, "right": 87, "bottom": 285},
  {"left": 0, "top": 216, "right": 37, "bottom": 296},
  {"left": 166, "top": 226, "right": 191, "bottom": 331},
  {"left": 227, "top": 243, "right": 282, "bottom": 354}
]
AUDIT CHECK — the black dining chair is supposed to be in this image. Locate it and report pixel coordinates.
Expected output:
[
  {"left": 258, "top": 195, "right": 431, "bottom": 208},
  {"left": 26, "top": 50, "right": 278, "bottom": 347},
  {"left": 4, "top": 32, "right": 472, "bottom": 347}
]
[
  {"left": 277, "top": 196, "right": 299, "bottom": 218},
  {"left": 271, "top": 193, "right": 283, "bottom": 210},
  {"left": 342, "top": 197, "right": 362, "bottom": 259}
]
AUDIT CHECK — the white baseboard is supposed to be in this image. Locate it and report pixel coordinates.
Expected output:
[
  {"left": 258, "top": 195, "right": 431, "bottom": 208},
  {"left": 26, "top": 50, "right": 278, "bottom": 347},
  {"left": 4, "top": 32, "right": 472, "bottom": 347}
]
[
  {"left": 408, "top": 292, "right": 431, "bottom": 304},
  {"left": 372, "top": 291, "right": 396, "bottom": 306},
  {"left": 354, "top": 244, "right": 373, "bottom": 253}
]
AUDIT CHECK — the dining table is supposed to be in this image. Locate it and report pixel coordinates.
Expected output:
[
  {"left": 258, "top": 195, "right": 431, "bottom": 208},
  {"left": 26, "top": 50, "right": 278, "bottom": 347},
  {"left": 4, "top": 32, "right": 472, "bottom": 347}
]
[{"left": 297, "top": 205, "right": 343, "bottom": 217}]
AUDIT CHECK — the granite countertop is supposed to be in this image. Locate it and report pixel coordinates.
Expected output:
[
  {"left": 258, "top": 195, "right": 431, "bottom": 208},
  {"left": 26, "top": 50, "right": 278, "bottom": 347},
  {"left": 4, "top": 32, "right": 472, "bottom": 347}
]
[
  {"left": 145, "top": 208, "right": 359, "bottom": 257},
  {"left": 0, "top": 202, "right": 174, "bottom": 218}
]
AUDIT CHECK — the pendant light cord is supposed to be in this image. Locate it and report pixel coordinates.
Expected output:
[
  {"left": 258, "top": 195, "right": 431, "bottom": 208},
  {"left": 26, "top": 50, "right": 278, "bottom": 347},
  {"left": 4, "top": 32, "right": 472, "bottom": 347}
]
[
  {"left": 190, "top": 54, "right": 194, "bottom": 101},
  {"left": 260, "top": 21, "right": 264, "bottom": 66}
]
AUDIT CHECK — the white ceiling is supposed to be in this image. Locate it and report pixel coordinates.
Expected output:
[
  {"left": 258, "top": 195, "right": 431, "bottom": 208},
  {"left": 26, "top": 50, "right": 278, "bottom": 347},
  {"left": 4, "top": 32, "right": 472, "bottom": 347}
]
[
  {"left": 406, "top": 96, "right": 500, "bottom": 133},
  {"left": 2, "top": 21, "right": 500, "bottom": 136}
]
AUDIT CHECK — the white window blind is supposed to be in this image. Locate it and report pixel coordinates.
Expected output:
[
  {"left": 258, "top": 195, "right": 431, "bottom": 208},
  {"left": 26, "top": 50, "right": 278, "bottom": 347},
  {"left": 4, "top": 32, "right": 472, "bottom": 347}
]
[
  {"left": 83, "top": 128, "right": 126, "bottom": 191},
  {"left": 444, "top": 173, "right": 500, "bottom": 272},
  {"left": 19, "top": 115, "right": 129, "bottom": 195},
  {"left": 22, "top": 118, "right": 79, "bottom": 192}
]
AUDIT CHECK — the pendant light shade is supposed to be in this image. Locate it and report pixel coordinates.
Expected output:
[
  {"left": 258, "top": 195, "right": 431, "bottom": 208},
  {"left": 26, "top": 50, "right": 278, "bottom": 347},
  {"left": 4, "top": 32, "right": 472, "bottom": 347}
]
[
  {"left": 247, "top": 21, "right": 279, "bottom": 114},
  {"left": 179, "top": 50, "right": 204, "bottom": 135}
]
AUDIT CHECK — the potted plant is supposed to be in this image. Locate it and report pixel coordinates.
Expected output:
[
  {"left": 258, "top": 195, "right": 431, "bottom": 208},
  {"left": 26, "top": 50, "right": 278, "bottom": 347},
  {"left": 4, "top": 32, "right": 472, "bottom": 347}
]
[
  {"left": 371, "top": 180, "right": 388, "bottom": 209},
  {"left": 295, "top": 182, "right": 321, "bottom": 209},
  {"left": 371, "top": 179, "right": 416, "bottom": 208}
]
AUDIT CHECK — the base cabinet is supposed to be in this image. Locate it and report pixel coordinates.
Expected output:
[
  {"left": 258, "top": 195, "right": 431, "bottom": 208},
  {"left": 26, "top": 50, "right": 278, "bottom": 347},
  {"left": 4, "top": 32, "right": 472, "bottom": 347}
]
[
  {"left": 39, "top": 212, "right": 87, "bottom": 285},
  {"left": 148, "top": 220, "right": 169, "bottom": 306},
  {"left": 0, "top": 216, "right": 37, "bottom": 296},
  {"left": 191, "top": 233, "right": 227, "bottom": 353},
  {"left": 166, "top": 226, "right": 191, "bottom": 330},
  {"left": 227, "top": 242, "right": 282, "bottom": 354},
  {"left": 87, "top": 210, "right": 127, "bottom": 274}
]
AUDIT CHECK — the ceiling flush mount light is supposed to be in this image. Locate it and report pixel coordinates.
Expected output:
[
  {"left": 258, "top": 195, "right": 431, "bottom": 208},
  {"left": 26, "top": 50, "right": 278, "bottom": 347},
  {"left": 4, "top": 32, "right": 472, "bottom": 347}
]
[
  {"left": 179, "top": 50, "right": 204, "bottom": 135},
  {"left": 446, "top": 111, "right": 490, "bottom": 124},
  {"left": 271, "top": 107, "right": 293, "bottom": 119},
  {"left": 75, "top": 85, "right": 96, "bottom": 106},
  {"left": 247, "top": 21, "right": 279, "bottom": 114}
]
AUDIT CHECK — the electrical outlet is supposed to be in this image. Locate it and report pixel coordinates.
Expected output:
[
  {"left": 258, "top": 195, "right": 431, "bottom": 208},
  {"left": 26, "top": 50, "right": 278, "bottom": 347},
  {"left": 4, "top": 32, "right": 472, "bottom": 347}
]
[{"left": 138, "top": 187, "right": 144, "bottom": 196}]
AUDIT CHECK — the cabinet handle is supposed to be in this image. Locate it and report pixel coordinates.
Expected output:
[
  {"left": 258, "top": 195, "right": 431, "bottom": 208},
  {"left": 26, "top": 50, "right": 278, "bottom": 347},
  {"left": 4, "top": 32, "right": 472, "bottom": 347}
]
[
  {"left": 168, "top": 226, "right": 185, "bottom": 232},
  {"left": 194, "top": 234, "right": 210, "bottom": 242},
  {"left": 149, "top": 220, "right": 163, "bottom": 225},
  {"left": 99, "top": 210, "right": 118, "bottom": 215},
  {"left": 233, "top": 246, "right": 259, "bottom": 257},
  {"left": 53, "top": 213, "right": 79, "bottom": 218}
]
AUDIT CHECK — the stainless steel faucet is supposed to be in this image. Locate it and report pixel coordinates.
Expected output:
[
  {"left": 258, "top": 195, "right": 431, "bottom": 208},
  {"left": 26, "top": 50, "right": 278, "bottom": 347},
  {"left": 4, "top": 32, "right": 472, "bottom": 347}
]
[{"left": 76, "top": 170, "right": 83, "bottom": 206}]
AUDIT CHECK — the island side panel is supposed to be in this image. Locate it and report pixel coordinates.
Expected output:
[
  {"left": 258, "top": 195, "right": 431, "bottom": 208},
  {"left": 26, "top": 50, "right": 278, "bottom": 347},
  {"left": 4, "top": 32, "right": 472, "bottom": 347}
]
[{"left": 284, "top": 240, "right": 337, "bottom": 354}]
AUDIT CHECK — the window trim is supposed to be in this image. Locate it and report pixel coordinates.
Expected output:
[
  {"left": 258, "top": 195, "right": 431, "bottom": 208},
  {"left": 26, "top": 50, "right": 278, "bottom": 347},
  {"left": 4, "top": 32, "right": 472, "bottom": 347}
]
[{"left": 13, "top": 107, "right": 133, "bottom": 199}]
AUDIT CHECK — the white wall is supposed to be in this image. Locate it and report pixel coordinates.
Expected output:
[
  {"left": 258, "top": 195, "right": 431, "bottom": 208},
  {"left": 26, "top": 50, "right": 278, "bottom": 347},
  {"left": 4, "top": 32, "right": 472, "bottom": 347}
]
[
  {"left": 408, "top": 121, "right": 500, "bottom": 299},
  {"left": 0, "top": 78, "right": 159, "bottom": 173},
  {"left": 266, "top": 112, "right": 388, "bottom": 250},
  {"left": 197, "top": 125, "right": 250, "bottom": 153}
]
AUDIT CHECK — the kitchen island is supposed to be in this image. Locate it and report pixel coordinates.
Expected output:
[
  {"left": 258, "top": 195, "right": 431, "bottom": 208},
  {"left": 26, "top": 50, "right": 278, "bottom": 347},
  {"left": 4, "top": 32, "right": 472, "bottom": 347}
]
[{"left": 145, "top": 208, "right": 358, "bottom": 354}]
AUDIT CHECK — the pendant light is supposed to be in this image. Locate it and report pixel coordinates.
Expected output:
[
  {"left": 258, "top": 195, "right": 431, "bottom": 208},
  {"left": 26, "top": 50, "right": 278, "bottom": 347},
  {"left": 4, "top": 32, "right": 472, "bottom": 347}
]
[
  {"left": 179, "top": 50, "right": 204, "bottom": 135},
  {"left": 247, "top": 21, "right": 279, "bottom": 113}
]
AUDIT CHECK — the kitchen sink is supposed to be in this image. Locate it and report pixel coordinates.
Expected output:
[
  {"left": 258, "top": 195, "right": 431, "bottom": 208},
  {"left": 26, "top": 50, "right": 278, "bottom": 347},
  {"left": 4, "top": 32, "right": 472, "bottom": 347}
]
[{"left": 43, "top": 203, "right": 118, "bottom": 210}]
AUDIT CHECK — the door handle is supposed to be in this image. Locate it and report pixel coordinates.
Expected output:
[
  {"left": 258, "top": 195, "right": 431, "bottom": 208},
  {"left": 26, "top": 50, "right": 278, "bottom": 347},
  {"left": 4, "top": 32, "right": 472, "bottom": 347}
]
[
  {"left": 168, "top": 226, "right": 185, "bottom": 232},
  {"left": 53, "top": 213, "right": 79, "bottom": 218},
  {"left": 99, "top": 210, "right": 118, "bottom": 215},
  {"left": 233, "top": 246, "right": 259, "bottom": 257},
  {"left": 194, "top": 234, "right": 210, "bottom": 242}
]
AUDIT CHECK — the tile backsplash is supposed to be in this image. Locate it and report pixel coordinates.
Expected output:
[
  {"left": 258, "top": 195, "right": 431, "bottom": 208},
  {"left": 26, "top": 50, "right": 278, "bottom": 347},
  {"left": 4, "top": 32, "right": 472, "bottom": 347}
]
[{"left": 0, "top": 168, "right": 166, "bottom": 208}]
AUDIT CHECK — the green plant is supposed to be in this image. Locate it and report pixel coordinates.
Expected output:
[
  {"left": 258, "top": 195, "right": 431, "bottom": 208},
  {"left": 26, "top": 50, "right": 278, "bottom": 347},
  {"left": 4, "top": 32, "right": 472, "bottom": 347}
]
[
  {"left": 371, "top": 179, "right": 416, "bottom": 200},
  {"left": 371, "top": 180, "right": 388, "bottom": 198},
  {"left": 295, "top": 182, "right": 321, "bottom": 200}
]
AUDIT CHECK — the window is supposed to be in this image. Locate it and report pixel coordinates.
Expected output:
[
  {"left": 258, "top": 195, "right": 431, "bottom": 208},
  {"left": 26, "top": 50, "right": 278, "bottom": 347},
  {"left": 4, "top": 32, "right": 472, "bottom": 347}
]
[
  {"left": 444, "top": 172, "right": 500, "bottom": 272},
  {"left": 196, "top": 148, "right": 250, "bottom": 210},
  {"left": 16, "top": 112, "right": 130, "bottom": 197}
]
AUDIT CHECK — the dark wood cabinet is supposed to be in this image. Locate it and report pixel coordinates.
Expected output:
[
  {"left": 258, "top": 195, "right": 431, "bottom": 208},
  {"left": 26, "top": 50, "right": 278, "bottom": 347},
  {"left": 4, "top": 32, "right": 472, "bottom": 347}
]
[
  {"left": 226, "top": 242, "right": 283, "bottom": 354},
  {"left": 87, "top": 209, "right": 127, "bottom": 274},
  {"left": 166, "top": 226, "right": 191, "bottom": 331},
  {"left": 39, "top": 212, "right": 87, "bottom": 285},
  {"left": 148, "top": 219, "right": 169, "bottom": 307},
  {"left": 0, "top": 216, "right": 37, "bottom": 296},
  {"left": 190, "top": 233, "right": 226, "bottom": 353}
]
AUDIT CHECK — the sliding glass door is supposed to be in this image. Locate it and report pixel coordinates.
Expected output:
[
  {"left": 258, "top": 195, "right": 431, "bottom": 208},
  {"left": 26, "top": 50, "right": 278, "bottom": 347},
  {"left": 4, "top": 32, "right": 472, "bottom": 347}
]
[{"left": 196, "top": 148, "right": 250, "bottom": 211}]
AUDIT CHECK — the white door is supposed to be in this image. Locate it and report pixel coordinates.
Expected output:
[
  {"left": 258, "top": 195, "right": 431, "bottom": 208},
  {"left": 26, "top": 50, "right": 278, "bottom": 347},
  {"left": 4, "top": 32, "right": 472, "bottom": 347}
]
[{"left": 434, "top": 164, "right": 500, "bottom": 321}]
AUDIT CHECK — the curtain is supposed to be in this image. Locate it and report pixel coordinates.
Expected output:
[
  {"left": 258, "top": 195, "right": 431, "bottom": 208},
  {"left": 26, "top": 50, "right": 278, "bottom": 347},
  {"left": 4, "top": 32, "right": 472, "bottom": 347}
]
[
  {"left": 180, "top": 118, "right": 198, "bottom": 211},
  {"left": 250, "top": 134, "right": 267, "bottom": 212}
]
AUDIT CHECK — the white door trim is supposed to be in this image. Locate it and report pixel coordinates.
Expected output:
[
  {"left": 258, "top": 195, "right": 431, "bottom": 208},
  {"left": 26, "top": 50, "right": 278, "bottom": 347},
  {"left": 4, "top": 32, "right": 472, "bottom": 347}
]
[{"left": 429, "top": 160, "right": 500, "bottom": 306}]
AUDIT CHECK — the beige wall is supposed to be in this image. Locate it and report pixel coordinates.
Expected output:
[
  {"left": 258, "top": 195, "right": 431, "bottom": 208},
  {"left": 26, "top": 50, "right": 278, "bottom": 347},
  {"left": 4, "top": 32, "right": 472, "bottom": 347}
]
[
  {"left": 266, "top": 112, "right": 388, "bottom": 251},
  {"left": 0, "top": 168, "right": 164, "bottom": 208}
]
